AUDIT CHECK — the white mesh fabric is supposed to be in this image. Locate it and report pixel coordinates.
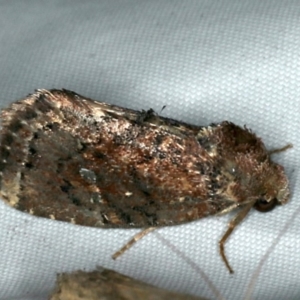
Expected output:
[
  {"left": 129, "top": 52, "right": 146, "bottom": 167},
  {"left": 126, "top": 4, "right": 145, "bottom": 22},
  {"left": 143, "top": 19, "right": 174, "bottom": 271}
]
[{"left": 0, "top": 1, "right": 299, "bottom": 299}]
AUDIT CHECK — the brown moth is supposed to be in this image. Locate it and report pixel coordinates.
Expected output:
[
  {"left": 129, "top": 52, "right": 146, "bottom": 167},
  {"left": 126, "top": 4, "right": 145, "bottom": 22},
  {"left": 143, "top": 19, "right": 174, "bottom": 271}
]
[
  {"left": 0, "top": 89, "right": 290, "bottom": 273},
  {"left": 49, "top": 268, "right": 207, "bottom": 300}
]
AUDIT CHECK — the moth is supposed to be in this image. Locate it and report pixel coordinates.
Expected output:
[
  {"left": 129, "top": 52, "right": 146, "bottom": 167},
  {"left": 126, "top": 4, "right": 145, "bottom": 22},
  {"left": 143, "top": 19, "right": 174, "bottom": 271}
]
[
  {"left": 49, "top": 267, "right": 207, "bottom": 300},
  {"left": 0, "top": 89, "right": 290, "bottom": 273}
]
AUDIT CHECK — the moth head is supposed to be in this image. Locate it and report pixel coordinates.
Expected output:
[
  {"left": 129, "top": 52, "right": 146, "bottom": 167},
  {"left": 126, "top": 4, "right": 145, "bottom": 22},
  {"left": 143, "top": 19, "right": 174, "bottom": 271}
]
[
  {"left": 216, "top": 122, "right": 290, "bottom": 212},
  {"left": 255, "top": 157, "right": 290, "bottom": 211},
  {"left": 225, "top": 157, "right": 290, "bottom": 213},
  {"left": 252, "top": 162, "right": 290, "bottom": 212}
]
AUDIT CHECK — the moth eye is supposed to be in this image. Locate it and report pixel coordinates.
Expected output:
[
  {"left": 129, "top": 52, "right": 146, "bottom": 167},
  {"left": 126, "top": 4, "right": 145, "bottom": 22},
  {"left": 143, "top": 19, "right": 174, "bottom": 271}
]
[{"left": 254, "top": 198, "right": 278, "bottom": 212}]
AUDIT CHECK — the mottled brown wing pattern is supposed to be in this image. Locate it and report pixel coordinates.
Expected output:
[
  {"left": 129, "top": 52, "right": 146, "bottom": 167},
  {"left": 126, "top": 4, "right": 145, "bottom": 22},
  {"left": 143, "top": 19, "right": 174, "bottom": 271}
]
[{"left": 0, "top": 90, "right": 232, "bottom": 228}]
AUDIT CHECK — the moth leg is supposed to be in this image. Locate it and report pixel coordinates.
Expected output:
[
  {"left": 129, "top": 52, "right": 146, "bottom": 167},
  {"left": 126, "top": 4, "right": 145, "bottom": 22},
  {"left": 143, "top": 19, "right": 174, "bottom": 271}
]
[
  {"left": 219, "top": 201, "right": 255, "bottom": 274},
  {"left": 112, "top": 227, "right": 156, "bottom": 260},
  {"left": 216, "top": 203, "right": 240, "bottom": 216},
  {"left": 268, "top": 143, "right": 292, "bottom": 155}
]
